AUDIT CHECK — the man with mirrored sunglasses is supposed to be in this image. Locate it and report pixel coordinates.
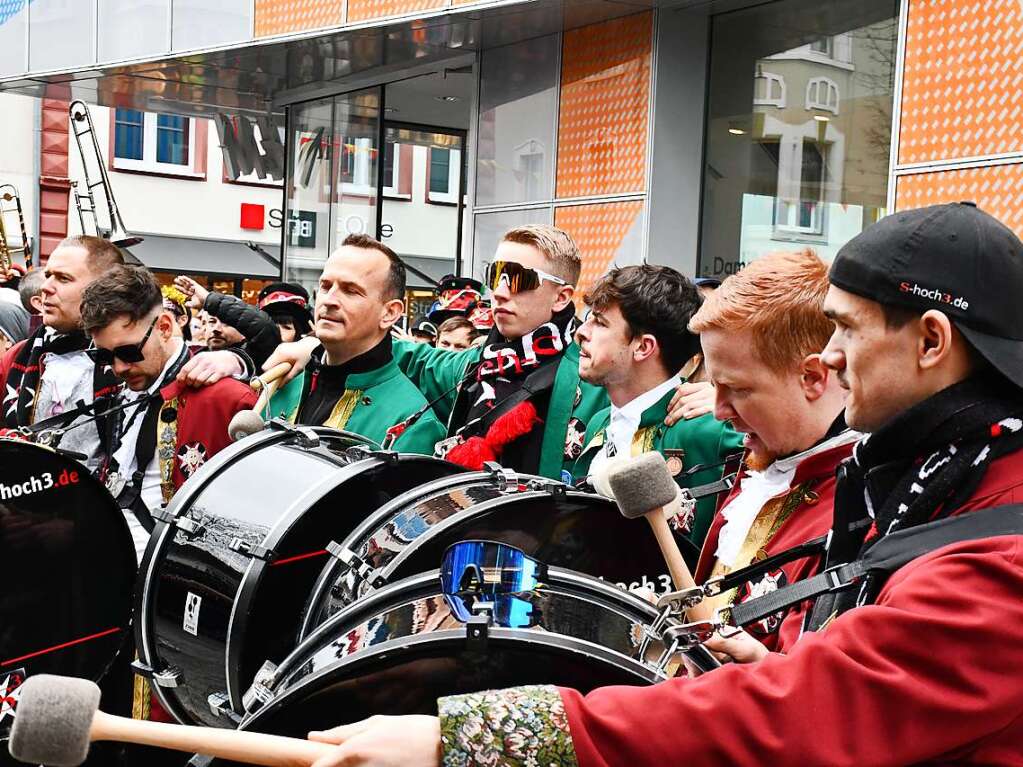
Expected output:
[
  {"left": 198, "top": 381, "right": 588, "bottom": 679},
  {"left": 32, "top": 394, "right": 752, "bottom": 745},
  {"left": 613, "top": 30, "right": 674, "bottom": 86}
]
[{"left": 80, "top": 265, "right": 257, "bottom": 563}]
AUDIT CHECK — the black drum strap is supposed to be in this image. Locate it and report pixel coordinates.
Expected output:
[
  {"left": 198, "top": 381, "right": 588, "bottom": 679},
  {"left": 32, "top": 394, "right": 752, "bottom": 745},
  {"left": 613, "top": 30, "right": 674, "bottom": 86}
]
[{"left": 727, "top": 505, "right": 1023, "bottom": 629}]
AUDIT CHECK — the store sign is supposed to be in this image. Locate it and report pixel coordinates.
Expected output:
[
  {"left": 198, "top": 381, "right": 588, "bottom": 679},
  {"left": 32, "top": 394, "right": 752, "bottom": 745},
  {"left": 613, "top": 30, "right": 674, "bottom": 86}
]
[{"left": 287, "top": 211, "right": 317, "bottom": 248}]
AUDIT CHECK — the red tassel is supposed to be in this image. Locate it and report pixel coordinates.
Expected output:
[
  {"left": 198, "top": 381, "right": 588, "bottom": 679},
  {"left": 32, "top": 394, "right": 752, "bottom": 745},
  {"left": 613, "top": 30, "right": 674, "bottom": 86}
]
[
  {"left": 487, "top": 401, "right": 541, "bottom": 448},
  {"left": 446, "top": 436, "right": 498, "bottom": 470},
  {"left": 445, "top": 401, "right": 542, "bottom": 470}
]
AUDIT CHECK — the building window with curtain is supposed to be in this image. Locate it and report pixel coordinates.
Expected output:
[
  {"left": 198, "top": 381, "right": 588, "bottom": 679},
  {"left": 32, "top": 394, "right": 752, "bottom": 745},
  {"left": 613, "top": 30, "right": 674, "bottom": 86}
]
[
  {"left": 428, "top": 147, "right": 460, "bottom": 203},
  {"left": 111, "top": 107, "right": 204, "bottom": 178}
]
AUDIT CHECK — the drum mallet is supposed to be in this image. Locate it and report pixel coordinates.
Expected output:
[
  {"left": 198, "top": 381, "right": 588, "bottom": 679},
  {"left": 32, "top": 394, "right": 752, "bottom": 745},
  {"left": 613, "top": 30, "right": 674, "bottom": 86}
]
[
  {"left": 607, "top": 452, "right": 713, "bottom": 621},
  {"left": 228, "top": 362, "right": 292, "bottom": 442},
  {"left": 9, "top": 674, "right": 333, "bottom": 767}
]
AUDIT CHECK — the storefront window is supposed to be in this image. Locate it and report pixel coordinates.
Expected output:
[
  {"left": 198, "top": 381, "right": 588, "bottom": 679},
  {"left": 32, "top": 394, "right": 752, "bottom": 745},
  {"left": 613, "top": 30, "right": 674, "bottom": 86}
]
[
  {"left": 476, "top": 35, "right": 559, "bottom": 207},
  {"left": 699, "top": 0, "right": 899, "bottom": 277},
  {"left": 472, "top": 207, "right": 551, "bottom": 282}
]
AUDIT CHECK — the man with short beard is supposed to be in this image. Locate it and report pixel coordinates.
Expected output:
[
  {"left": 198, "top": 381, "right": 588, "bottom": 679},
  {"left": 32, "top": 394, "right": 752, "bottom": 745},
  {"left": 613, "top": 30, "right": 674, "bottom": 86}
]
[
  {"left": 0, "top": 236, "right": 124, "bottom": 469},
  {"left": 296, "top": 205, "right": 1023, "bottom": 767}
]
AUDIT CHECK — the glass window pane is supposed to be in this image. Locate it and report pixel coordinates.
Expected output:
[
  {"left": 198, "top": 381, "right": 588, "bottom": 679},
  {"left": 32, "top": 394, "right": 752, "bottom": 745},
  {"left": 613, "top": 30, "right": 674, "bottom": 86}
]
[
  {"left": 172, "top": 0, "right": 250, "bottom": 50},
  {"left": 156, "top": 114, "right": 189, "bottom": 165},
  {"left": 699, "top": 0, "right": 898, "bottom": 278},
  {"left": 114, "top": 109, "right": 144, "bottom": 160},
  {"left": 0, "top": 2, "right": 27, "bottom": 77},
  {"left": 98, "top": 0, "right": 169, "bottom": 63},
  {"left": 476, "top": 35, "right": 559, "bottom": 206},
  {"left": 331, "top": 89, "right": 380, "bottom": 255},
  {"left": 283, "top": 98, "right": 335, "bottom": 294},
  {"left": 472, "top": 207, "right": 551, "bottom": 283},
  {"left": 429, "top": 149, "right": 450, "bottom": 194},
  {"left": 29, "top": 0, "right": 95, "bottom": 71}
]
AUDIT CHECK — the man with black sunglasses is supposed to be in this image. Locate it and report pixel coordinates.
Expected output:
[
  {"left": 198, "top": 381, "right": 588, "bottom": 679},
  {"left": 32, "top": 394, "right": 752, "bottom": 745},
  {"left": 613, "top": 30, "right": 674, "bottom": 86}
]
[{"left": 80, "top": 265, "right": 256, "bottom": 562}]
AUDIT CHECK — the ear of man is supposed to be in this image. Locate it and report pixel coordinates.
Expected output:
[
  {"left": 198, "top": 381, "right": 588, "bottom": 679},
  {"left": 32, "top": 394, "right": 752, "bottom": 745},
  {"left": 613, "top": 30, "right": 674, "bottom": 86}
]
[
  {"left": 379, "top": 298, "right": 406, "bottom": 331},
  {"left": 632, "top": 333, "right": 660, "bottom": 365},
  {"left": 552, "top": 283, "right": 575, "bottom": 312},
  {"left": 799, "top": 353, "right": 832, "bottom": 402},
  {"left": 917, "top": 310, "right": 958, "bottom": 370}
]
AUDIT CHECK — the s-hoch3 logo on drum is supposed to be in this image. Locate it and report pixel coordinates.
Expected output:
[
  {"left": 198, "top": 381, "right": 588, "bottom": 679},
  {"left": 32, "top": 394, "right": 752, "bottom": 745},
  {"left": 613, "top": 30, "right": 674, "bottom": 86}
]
[{"left": 0, "top": 468, "right": 80, "bottom": 501}]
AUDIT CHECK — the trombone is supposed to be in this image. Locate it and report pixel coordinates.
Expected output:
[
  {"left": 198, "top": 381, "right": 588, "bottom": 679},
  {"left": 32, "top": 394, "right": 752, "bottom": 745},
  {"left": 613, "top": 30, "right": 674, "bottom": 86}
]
[
  {"left": 68, "top": 100, "right": 142, "bottom": 248},
  {"left": 0, "top": 183, "right": 30, "bottom": 273}
]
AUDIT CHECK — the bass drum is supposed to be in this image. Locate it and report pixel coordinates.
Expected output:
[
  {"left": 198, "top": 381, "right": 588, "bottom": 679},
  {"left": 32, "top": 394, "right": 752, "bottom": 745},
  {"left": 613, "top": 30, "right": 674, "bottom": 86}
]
[
  {"left": 210, "top": 567, "right": 716, "bottom": 765},
  {"left": 134, "top": 423, "right": 463, "bottom": 728},
  {"left": 0, "top": 439, "right": 135, "bottom": 761},
  {"left": 300, "top": 467, "right": 700, "bottom": 638}
]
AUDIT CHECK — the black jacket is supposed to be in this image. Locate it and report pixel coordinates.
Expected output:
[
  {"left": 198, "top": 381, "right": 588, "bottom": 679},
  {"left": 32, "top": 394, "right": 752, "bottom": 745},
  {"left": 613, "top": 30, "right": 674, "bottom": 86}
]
[{"left": 204, "top": 292, "right": 281, "bottom": 372}]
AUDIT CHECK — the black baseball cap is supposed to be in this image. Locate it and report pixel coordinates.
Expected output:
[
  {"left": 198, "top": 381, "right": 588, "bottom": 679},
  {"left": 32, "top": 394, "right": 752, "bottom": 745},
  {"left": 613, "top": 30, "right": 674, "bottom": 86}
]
[{"left": 829, "top": 202, "right": 1023, "bottom": 386}]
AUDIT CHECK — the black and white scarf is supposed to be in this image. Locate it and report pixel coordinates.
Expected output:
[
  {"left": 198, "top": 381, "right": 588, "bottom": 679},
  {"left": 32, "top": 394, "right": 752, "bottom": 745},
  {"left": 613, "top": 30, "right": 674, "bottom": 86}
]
[
  {"left": 457, "top": 304, "right": 577, "bottom": 435},
  {"left": 2, "top": 326, "right": 118, "bottom": 429},
  {"left": 808, "top": 375, "right": 1023, "bottom": 628}
]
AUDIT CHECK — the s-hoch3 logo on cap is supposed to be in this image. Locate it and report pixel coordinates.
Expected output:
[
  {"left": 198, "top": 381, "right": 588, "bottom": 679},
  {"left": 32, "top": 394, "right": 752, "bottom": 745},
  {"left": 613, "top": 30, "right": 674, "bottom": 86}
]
[{"left": 899, "top": 282, "right": 970, "bottom": 311}]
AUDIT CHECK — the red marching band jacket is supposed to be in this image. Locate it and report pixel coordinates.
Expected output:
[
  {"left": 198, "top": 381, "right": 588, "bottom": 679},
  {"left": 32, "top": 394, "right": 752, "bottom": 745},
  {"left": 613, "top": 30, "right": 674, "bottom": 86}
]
[
  {"left": 559, "top": 447, "right": 1023, "bottom": 766},
  {"left": 154, "top": 378, "right": 257, "bottom": 492},
  {"left": 694, "top": 438, "right": 855, "bottom": 653}
]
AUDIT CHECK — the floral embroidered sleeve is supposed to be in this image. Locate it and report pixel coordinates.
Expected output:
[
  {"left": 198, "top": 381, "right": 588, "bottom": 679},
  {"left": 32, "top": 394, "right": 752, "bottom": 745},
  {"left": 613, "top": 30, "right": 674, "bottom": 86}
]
[{"left": 438, "top": 684, "right": 579, "bottom": 766}]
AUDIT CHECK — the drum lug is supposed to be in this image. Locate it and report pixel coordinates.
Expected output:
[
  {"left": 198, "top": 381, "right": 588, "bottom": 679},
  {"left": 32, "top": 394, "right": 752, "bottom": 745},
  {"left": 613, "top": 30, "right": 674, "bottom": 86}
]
[
  {"left": 328, "top": 542, "right": 387, "bottom": 590},
  {"left": 483, "top": 462, "right": 518, "bottom": 491},
  {"left": 271, "top": 420, "right": 321, "bottom": 449},
  {"left": 525, "top": 479, "right": 566, "bottom": 498},
  {"left": 242, "top": 660, "right": 279, "bottom": 715},
  {"left": 229, "top": 537, "right": 273, "bottom": 561},
  {"left": 151, "top": 508, "right": 206, "bottom": 538},
  {"left": 207, "top": 692, "right": 243, "bottom": 724},
  {"left": 131, "top": 660, "right": 184, "bottom": 689},
  {"left": 465, "top": 614, "right": 490, "bottom": 649}
]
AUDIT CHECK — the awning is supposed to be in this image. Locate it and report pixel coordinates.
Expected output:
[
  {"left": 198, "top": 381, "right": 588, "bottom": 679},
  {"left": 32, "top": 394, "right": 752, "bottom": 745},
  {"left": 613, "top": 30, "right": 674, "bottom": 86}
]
[{"left": 124, "top": 234, "right": 281, "bottom": 279}]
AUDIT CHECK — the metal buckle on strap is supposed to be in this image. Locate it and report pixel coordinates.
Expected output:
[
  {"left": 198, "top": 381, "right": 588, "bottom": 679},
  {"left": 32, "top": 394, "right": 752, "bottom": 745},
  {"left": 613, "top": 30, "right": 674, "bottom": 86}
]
[
  {"left": 131, "top": 659, "right": 184, "bottom": 688},
  {"left": 207, "top": 692, "right": 242, "bottom": 724},
  {"left": 242, "top": 660, "right": 278, "bottom": 715}
]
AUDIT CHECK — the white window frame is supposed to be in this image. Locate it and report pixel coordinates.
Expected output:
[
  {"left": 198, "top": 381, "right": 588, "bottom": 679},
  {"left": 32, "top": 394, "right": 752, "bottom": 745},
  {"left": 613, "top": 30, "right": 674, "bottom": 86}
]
[
  {"left": 112, "top": 111, "right": 203, "bottom": 178},
  {"left": 427, "top": 147, "right": 461, "bottom": 204},
  {"left": 381, "top": 141, "right": 411, "bottom": 200},
  {"left": 753, "top": 71, "right": 786, "bottom": 108},
  {"left": 773, "top": 139, "right": 828, "bottom": 237},
  {"left": 339, "top": 137, "right": 377, "bottom": 197},
  {"left": 805, "top": 77, "right": 840, "bottom": 114}
]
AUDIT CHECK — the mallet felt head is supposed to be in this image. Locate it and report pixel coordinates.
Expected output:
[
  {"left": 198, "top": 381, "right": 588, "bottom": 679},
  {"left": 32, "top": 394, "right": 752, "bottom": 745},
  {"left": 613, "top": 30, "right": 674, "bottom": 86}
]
[
  {"left": 9, "top": 674, "right": 101, "bottom": 767},
  {"left": 590, "top": 454, "right": 630, "bottom": 499},
  {"left": 228, "top": 410, "right": 265, "bottom": 441},
  {"left": 607, "top": 452, "right": 679, "bottom": 520}
]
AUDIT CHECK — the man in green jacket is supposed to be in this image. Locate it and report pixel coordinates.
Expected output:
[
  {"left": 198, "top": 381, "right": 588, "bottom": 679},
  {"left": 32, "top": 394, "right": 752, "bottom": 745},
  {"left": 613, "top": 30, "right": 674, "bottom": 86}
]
[
  {"left": 391, "top": 224, "right": 608, "bottom": 480},
  {"left": 571, "top": 265, "right": 743, "bottom": 549},
  {"left": 293, "top": 233, "right": 445, "bottom": 454}
]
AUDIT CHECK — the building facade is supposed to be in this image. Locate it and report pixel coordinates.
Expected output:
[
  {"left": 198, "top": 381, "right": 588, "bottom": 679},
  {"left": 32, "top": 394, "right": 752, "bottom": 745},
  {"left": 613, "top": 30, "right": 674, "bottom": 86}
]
[{"left": 0, "top": 0, "right": 1012, "bottom": 299}]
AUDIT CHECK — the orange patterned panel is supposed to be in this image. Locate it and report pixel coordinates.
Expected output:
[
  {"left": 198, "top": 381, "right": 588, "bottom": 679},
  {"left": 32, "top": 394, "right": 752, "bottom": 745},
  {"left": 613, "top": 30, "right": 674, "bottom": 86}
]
[
  {"left": 347, "top": 0, "right": 446, "bottom": 22},
  {"left": 555, "top": 200, "right": 645, "bottom": 306},
  {"left": 254, "top": 0, "right": 342, "bottom": 37},
  {"left": 899, "top": 0, "right": 1023, "bottom": 164},
  {"left": 556, "top": 12, "right": 652, "bottom": 198},
  {"left": 896, "top": 164, "right": 1023, "bottom": 234}
]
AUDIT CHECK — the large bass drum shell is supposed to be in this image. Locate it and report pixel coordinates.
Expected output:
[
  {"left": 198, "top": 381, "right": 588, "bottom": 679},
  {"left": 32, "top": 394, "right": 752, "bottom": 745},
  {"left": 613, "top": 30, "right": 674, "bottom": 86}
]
[
  {"left": 135, "top": 424, "right": 462, "bottom": 727},
  {"left": 211, "top": 568, "right": 714, "bottom": 765},
  {"left": 300, "top": 469, "right": 699, "bottom": 638},
  {"left": 0, "top": 439, "right": 135, "bottom": 763}
]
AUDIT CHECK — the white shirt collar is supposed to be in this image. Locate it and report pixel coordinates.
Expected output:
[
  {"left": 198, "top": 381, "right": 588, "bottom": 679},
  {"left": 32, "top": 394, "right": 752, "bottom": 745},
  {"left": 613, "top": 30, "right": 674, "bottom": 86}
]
[
  {"left": 122, "top": 339, "right": 186, "bottom": 401},
  {"left": 610, "top": 375, "right": 682, "bottom": 427}
]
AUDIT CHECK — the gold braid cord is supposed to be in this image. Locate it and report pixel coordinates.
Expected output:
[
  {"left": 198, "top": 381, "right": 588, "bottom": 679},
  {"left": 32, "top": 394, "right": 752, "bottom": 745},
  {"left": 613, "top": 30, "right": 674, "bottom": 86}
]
[{"left": 323, "top": 389, "right": 363, "bottom": 431}]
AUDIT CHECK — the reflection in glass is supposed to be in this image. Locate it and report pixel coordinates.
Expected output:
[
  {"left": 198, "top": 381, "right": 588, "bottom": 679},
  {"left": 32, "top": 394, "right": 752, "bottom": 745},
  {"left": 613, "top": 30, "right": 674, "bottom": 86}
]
[
  {"left": 472, "top": 208, "right": 551, "bottom": 283},
  {"left": 699, "top": 0, "right": 899, "bottom": 277},
  {"left": 476, "top": 35, "right": 559, "bottom": 207},
  {"left": 329, "top": 89, "right": 381, "bottom": 266}
]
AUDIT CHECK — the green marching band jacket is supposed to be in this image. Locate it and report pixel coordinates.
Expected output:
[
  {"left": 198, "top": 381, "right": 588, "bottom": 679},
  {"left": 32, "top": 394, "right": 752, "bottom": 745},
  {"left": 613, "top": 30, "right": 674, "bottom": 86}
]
[
  {"left": 267, "top": 358, "right": 447, "bottom": 455},
  {"left": 569, "top": 388, "right": 744, "bottom": 548},
  {"left": 392, "top": 339, "right": 608, "bottom": 480}
]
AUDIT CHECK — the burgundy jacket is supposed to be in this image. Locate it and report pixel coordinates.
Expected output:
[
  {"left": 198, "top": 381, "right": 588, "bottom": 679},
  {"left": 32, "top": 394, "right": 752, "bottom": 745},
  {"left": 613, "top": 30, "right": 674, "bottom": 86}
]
[
  {"left": 561, "top": 447, "right": 1023, "bottom": 766},
  {"left": 694, "top": 439, "right": 854, "bottom": 653}
]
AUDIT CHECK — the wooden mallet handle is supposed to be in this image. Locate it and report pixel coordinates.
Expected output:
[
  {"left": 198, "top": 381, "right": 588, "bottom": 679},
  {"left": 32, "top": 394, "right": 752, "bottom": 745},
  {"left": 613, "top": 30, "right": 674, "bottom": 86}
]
[
  {"left": 92, "top": 711, "right": 333, "bottom": 767},
  {"left": 251, "top": 362, "right": 291, "bottom": 416}
]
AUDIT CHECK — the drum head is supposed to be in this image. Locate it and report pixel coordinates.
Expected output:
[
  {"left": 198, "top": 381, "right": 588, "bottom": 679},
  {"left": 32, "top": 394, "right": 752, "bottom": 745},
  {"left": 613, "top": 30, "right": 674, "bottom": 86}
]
[
  {"left": 0, "top": 439, "right": 135, "bottom": 692},
  {"left": 210, "top": 570, "right": 667, "bottom": 766}
]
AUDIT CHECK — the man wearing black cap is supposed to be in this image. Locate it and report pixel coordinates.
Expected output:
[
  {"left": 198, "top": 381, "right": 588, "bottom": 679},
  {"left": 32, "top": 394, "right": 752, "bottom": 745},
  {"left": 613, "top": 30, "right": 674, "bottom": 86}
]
[
  {"left": 300, "top": 203, "right": 1023, "bottom": 766},
  {"left": 258, "top": 282, "right": 313, "bottom": 343}
]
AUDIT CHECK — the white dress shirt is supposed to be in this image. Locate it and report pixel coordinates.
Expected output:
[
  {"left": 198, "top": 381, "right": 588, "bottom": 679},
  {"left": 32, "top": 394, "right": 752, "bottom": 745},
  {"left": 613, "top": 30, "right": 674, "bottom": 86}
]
[
  {"left": 111, "top": 340, "right": 185, "bottom": 561},
  {"left": 588, "top": 375, "right": 682, "bottom": 480},
  {"left": 37, "top": 350, "right": 102, "bottom": 471}
]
